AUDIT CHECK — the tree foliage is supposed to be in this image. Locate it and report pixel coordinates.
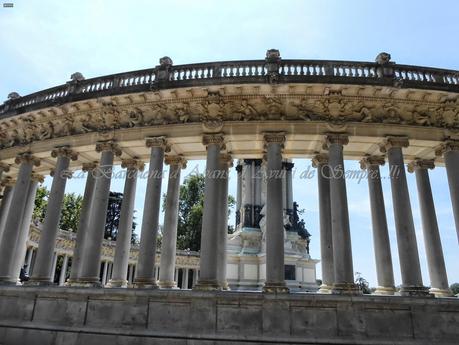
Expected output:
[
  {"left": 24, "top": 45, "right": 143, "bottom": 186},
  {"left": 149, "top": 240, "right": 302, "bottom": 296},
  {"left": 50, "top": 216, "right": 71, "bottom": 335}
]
[
  {"left": 355, "top": 272, "right": 371, "bottom": 294},
  {"left": 59, "top": 193, "right": 83, "bottom": 232},
  {"left": 162, "top": 173, "right": 235, "bottom": 251},
  {"left": 33, "top": 186, "right": 49, "bottom": 222},
  {"left": 451, "top": 283, "right": 459, "bottom": 295}
]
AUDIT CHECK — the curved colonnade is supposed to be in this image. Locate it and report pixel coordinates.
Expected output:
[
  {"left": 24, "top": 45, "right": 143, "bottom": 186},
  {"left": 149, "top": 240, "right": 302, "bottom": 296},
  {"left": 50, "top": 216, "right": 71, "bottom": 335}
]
[{"left": 0, "top": 50, "right": 458, "bottom": 298}]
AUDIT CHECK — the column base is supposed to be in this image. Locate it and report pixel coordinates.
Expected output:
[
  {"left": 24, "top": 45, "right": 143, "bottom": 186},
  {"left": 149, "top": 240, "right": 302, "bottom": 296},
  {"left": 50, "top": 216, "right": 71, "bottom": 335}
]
[
  {"left": 399, "top": 285, "right": 432, "bottom": 297},
  {"left": 133, "top": 278, "right": 158, "bottom": 289},
  {"left": 0, "top": 278, "right": 19, "bottom": 286},
  {"left": 317, "top": 284, "right": 333, "bottom": 294},
  {"left": 25, "top": 278, "right": 55, "bottom": 286},
  {"left": 373, "top": 286, "right": 396, "bottom": 296},
  {"left": 158, "top": 280, "right": 178, "bottom": 289},
  {"left": 331, "top": 283, "right": 362, "bottom": 295},
  {"left": 193, "top": 279, "right": 220, "bottom": 291},
  {"left": 262, "top": 282, "right": 290, "bottom": 294},
  {"left": 106, "top": 279, "right": 128, "bottom": 288},
  {"left": 429, "top": 287, "right": 454, "bottom": 298}
]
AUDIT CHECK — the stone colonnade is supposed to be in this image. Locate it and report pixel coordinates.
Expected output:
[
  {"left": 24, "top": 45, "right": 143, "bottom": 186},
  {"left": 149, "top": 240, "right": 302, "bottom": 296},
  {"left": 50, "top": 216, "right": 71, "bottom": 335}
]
[{"left": 0, "top": 133, "right": 456, "bottom": 296}]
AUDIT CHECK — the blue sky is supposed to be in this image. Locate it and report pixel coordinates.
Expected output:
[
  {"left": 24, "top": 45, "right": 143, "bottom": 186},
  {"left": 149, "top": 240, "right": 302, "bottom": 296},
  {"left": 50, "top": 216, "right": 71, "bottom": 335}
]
[{"left": 1, "top": 0, "right": 458, "bottom": 287}]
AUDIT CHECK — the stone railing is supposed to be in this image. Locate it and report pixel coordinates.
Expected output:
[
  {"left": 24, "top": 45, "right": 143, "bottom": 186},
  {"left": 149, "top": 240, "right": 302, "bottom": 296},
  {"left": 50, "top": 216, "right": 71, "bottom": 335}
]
[{"left": 1, "top": 50, "right": 458, "bottom": 118}]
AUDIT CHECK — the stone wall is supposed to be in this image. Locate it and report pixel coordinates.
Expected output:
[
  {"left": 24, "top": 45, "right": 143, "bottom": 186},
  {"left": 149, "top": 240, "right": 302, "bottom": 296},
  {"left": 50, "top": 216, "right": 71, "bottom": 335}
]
[{"left": 0, "top": 286, "right": 458, "bottom": 345}]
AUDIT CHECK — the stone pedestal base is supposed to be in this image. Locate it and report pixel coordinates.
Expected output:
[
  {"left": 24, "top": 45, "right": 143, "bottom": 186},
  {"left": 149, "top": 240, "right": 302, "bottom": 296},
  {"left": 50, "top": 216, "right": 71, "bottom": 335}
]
[
  {"left": 262, "top": 283, "right": 290, "bottom": 293},
  {"left": 332, "top": 282, "right": 362, "bottom": 295},
  {"left": 106, "top": 279, "right": 128, "bottom": 288},
  {"left": 64, "top": 279, "right": 102, "bottom": 288},
  {"left": 373, "top": 286, "right": 395, "bottom": 296},
  {"left": 133, "top": 278, "right": 158, "bottom": 289},
  {"left": 317, "top": 284, "right": 333, "bottom": 294},
  {"left": 25, "top": 278, "right": 55, "bottom": 287},
  {"left": 399, "top": 285, "right": 432, "bottom": 297},
  {"left": 158, "top": 280, "right": 178, "bottom": 289},
  {"left": 429, "top": 287, "right": 454, "bottom": 298},
  {"left": 0, "top": 279, "right": 19, "bottom": 286},
  {"left": 193, "top": 279, "right": 220, "bottom": 291}
]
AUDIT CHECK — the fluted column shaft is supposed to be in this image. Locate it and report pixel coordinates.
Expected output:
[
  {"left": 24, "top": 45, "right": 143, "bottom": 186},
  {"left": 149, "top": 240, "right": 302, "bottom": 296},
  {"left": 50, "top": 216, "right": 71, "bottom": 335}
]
[
  {"left": 13, "top": 174, "right": 42, "bottom": 282},
  {"left": 312, "top": 154, "right": 334, "bottom": 293},
  {"left": 31, "top": 147, "right": 76, "bottom": 284},
  {"left": 326, "top": 134, "right": 359, "bottom": 295},
  {"left": 109, "top": 159, "right": 144, "bottom": 288},
  {"left": 79, "top": 142, "right": 119, "bottom": 285},
  {"left": 135, "top": 137, "right": 168, "bottom": 288},
  {"left": 360, "top": 156, "right": 395, "bottom": 295},
  {"left": 0, "top": 181, "right": 14, "bottom": 245},
  {"left": 217, "top": 154, "right": 231, "bottom": 290},
  {"left": 235, "top": 163, "right": 242, "bottom": 227},
  {"left": 442, "top": 141, "right": 459, "bottom": 243},
  {"left": 384, "top": 137, "right": 428, "bottom": 296},
  {"left": 409, "top": 159, "right": 451, "bottom": 297},
  {"left": 263, "top": 133, "right": 289, "bottom": 293},
  {"left": 0, "top": 153, "right": 38, "bottom": 283},
  {"left": 194, "top": 134, "right": 224, "bottom": 290},
  {"left": 159, "top": 157, "right": 185, "bottom": 289},
  {"left": 58, "top": 255, "right": 69, "bottom": 286},
  {"left": 68, "top": 163, "right": 97, "bottom": 283}
]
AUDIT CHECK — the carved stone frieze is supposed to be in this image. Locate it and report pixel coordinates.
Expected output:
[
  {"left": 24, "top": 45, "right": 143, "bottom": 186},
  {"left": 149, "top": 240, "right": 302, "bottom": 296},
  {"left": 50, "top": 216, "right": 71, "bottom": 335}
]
[{"left": 0, "top": 85, "right": 458, "bottom": 151}]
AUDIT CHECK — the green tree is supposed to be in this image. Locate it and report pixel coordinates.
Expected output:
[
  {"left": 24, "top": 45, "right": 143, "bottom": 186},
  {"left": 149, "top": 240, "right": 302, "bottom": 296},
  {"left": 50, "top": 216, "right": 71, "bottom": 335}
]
[
  {"left": 59, "top": 193, "right": 83, "bottom": 232},
  {"left": 355, "top": 272, "right": 371, "bottom": 294},
  {"left": 33, "top": 186, "right": 49, "bottom": 222},
  {"left": 450, "top": 283, "right": 459, "bottom": 295},
  {"left": 162, "top": 173, "right": 235, "bottom": 251}
]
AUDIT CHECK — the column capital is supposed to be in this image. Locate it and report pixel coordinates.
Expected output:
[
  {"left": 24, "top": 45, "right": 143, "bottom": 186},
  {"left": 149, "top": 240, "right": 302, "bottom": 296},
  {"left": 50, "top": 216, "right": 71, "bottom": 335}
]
[
  {"left": 359, "top": 155, "right": 386, "bottom": 170},
  {"left": 121, "top": 158, "right": 145, "bottom": 171},
  {"left": 146, "top": 136, "right": 171, "bottom": 151},
  {"left": 82, "top": 161, "right": 98, "bottom": 172},
  {"left": 219, "top": 154, "right": 233, "bottom": 168},
  {"left": 164, "top": 155, "right": 187, "bottom": 168},
  {"left": 263, "top": 132, "right": 286, "bottom": 147},
  {"left": 31, "top": 172, "right": 45, "bottom": 183},
  {"left": 95, "top": 140, "right": 122, "bottom": 156},
  {"left": 407, "top": 159, "right": 435, "bottom": 173},
  {"left": 0, "top": 162, "right": 10, "bottom": 173},
  {"left": 14, "top": 152, "right": 40, "bottom": 167},
  {"left": 50, "top": 168, "right": 73, "bottom": 179},
  {"left": 311, "top": 153, "right": 328, "bottom": 168},
  {"left": 202, "top": 133, "right": 225, "bottom": 148},
  {"left": 51, "top": 146, "right": 79, "bottom": 160},
  {"left": 435, "top": 139, "right": 459, "bottom": 156},
  {"left": 1, "top": 176, "right": 15, "bottom": 187},
  {"left": 380, "top": 136, "right": 409, "bottom": 153},
  {"left": 324, "top": 133, "right": 349, "bottom": 148}
]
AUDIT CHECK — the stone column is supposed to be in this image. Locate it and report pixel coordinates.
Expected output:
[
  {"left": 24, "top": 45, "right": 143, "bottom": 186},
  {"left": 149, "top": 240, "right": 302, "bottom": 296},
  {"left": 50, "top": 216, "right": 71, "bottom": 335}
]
[
  {"left": 0, "top": 152, "right": 39, "bottom": 284},
  {"left": 325, "top": 134, "right": 359, "bottom": 295},
  {"left": 78, "top": 141, "right": 121, "bottom": 286},
  {"left": 25, "top": 247, "right": 33, "bottom": 275},
  {"left": 217, "top": 154, "right": 232, "bottom": 290},
  {"left": 67, "top": 162, "right": 98, "bottom": 284},
  {"left": 382, "top": 136, "right": 429, "bottom": 296},
  {"left": 50, "top": 253, "right": 58, "bottom": 283},
  {"left": 241, "top": 160, "right": 253, "bottom": 228},
  {"left": 438, "top": 140, "right": 459, "bottom": 243},
  {"left": 108, "top": 158, "right": 144, "bottom": 288},
  {"left": 235, "top": 162, "right": 242, "bottom": 227},
  {"left": 101, "top": 261, "right": 108, "bottom": 286},
  {"left": 13, "top": 172, "right": 43, "bottom": 283},
  {"left": 194, "top": 134, "right": 225, "bottom": 290},
  {"left": 408, "top": 159, "right": 452, "bottom": 297},
  {"left": 159, "top": 156, "right": 187, "bottom": 289},
  {"left": 58, "top": 255, "right": 69, "bottom": 286},
  {"left": 30, "top": 147, "right": 77, "bottom": 284},
  {"left": 192, "top": 269, "right": 198, "bottom": 287},
  {"left": 360, "top": 156, "right": 395, "bottom": 295},
  {"left": 134, "top": 137, "right": 169, "bottom": 288},
  {"left": 263, "top": 132, "right": 289, "bottom": 293},
  {"left": 312, "top": 154, "right": 334, "bottom": 293},
  {"left": 0, "top": 177, "right": 15, "bottom": 244}
]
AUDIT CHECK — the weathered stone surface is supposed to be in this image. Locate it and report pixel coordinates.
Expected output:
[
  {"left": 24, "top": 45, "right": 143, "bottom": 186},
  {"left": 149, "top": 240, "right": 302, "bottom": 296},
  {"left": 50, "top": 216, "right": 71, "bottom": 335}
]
[{"left": 0, "top": 287, "right": 458, "bottom": 344}]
